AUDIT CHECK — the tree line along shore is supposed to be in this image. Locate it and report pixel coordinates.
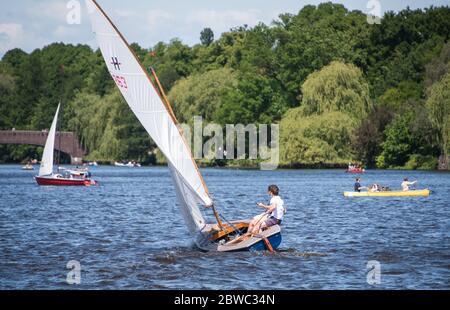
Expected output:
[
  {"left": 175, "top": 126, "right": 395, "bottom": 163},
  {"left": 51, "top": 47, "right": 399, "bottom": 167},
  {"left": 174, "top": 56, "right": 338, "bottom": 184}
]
[{"left": 0, "top": 3, "right": 449, "bottom": 170}]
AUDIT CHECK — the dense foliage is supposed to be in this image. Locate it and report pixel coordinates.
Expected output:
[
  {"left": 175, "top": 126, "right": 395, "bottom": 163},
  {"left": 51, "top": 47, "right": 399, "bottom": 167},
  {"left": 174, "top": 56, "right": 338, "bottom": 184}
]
[{"left": 0, "top": 3, "right": 449, "bottom": 169}]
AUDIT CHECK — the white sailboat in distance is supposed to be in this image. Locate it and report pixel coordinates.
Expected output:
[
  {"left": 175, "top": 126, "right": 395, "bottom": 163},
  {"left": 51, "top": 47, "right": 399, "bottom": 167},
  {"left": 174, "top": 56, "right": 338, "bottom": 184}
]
[
  {"left": 85, "top": 0, "right": 281, "bottom": 251},
  {"left": 35, "top": 103, "right": 97, "bottom": 186}
]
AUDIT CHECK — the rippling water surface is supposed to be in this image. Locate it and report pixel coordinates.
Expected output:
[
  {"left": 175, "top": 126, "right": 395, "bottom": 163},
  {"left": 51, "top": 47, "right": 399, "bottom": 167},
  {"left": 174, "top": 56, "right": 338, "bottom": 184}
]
[{"left": 0, "top": 165, "right": 449, "bottom": 289}]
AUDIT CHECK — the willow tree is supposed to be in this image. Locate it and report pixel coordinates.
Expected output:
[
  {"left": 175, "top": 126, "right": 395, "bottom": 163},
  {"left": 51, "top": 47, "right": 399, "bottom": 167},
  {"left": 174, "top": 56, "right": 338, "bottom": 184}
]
[
  {"left": 426, "top": 71, "right": 450, "bottom": 161},
  {"left": 300, "top": 61, "right": 372, "bottom": 119},
  {"left": 280, "top": 108, "right": 356, "bottom": 166},
  {"left": 66, "top": 90, "right": 152, "bottom": 162},
  {"left": 168, "top": 68, "right": 238, "bottom": 123}
]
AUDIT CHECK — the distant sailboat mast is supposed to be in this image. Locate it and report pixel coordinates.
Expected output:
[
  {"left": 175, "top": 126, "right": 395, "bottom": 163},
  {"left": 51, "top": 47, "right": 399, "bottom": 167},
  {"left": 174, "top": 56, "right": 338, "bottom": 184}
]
[
  {"left": 56, "top": 101, "right": 62, "bottom": 171},
  {"left": 56, "top": 65, "right": 64, "bottom": 170},
  {"left": 38, "top": 103, "right": 60, "bottom": 177}
]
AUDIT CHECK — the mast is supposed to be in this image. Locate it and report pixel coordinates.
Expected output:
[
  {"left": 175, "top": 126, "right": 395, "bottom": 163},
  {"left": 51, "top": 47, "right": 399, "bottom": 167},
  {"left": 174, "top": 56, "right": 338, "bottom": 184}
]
[
  {"left": 56, "top": 102, "right": 62, "bottom": 171},
  {"left": 56, "top": 65, "right": 64, "bottom": 171},
  {"left": 86, "top": 0, "right": 218, "bottom": 235},
  {"left": 149, "top": 66, "right": 224, "bottom": 230},
  {"left": 90, "top": 0, "right": 211, "bottom": 197}
]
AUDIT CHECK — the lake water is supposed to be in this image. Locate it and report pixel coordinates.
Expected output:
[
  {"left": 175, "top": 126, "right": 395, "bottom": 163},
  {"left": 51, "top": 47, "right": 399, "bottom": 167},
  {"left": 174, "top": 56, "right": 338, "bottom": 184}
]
[{"left": 0, "top": 165, "right": 449, "bottom": 289}]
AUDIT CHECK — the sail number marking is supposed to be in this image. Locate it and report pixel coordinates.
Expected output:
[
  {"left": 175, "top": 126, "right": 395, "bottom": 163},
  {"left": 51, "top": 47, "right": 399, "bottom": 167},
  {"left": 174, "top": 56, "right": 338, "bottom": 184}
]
[{"left": 112, "top": 74, "right": 128, "bottom": 89}]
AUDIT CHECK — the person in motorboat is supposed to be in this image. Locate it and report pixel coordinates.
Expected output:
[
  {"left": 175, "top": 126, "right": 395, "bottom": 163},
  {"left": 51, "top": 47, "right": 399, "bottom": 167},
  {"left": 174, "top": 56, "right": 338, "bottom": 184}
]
[
  {"left": 401, "top": 178, "right": 417, "bottom": 191},
  {"left": 247, "top": 185, "right": 285, "bottom": 234}
]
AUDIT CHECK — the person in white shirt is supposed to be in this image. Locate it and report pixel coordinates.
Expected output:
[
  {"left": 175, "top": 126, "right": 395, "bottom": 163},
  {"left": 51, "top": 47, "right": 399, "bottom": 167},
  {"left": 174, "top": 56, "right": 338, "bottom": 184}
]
[
  {"left": 248, "top": 185, "right": 285, "bottom": 234},
  {"left": 401, "top": 177, "right": 417, "bottom": 191}
]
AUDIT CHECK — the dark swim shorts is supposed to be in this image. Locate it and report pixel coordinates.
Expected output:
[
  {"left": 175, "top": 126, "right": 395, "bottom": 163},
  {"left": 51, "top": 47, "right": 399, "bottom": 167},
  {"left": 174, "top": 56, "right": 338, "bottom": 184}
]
[{"left": 265, "top": 216, "right": 281, "bottom": 227}]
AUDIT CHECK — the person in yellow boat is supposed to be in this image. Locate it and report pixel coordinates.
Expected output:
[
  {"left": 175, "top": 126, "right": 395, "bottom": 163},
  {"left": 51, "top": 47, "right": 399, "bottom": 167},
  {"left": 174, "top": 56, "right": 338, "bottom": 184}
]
[
  {"left": 247, "top": 185, "right": 285, "bottom": 234},
  {"left": 354, "top": 178, "right": 363, "bottom": 192},
  {"left": 401, "top": 178, "right": 417, "bottom": 191},
  {"left": 369, "top": 183, "right": 381, "bottom": 192}
]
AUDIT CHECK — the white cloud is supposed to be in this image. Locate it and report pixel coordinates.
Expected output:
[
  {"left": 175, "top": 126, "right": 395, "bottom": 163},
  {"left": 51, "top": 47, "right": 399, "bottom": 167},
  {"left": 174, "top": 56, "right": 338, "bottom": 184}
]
[
  {"left": 114, "top": 9, "right": 137, "bottom": 18},
  {"left": 0, "top": 23, "right": 24, "bottom": 54},
  {"left": 27, "top": 0, "right": 68, "bottom": 23},
  {"left": 186, "top": 9, "right": 262, "bottom": 31},
  {"left": 146, "top": 9, "right": 175, "bottom": 29},
  {"left": 53, "top": 25, "right": 80, "bottom": 38}
]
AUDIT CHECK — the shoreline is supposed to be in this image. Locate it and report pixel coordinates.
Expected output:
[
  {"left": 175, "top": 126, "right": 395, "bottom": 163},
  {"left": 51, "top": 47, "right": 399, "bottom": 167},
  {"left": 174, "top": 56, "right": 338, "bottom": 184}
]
[{"left": 3, "top": 162, "right": 448, "bottom": 172}]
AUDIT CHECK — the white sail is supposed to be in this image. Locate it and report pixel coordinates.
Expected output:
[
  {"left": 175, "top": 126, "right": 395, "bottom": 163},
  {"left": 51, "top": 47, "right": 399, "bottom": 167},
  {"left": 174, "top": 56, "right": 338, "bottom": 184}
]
[
  {"left": 168, "top": 163, "right": 207, "bottom": 234},
  {"left": 85, "top": 0, "right": 212, "bottom": 233},
  {"left": 39, "top": 103, "right": 60, "bottom": 177}
]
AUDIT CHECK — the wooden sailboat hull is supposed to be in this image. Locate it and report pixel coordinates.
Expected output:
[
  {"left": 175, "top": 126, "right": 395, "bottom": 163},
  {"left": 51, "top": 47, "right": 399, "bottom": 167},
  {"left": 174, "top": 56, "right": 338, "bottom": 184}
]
[
  {"left": 217, "top": 225, "right": 282, "bottom": 252},
  {"left": 35, "top": 176, "right": 97, "bottom": 186},
  {"left": 242, "top": 231, "right": 282, "bottom": 252}
]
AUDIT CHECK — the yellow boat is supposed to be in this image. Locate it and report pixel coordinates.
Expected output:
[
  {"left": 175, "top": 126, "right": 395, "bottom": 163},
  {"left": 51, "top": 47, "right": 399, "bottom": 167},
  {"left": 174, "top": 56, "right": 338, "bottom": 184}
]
[{"left": 344, "top": 189, "right": 430, "bottom": 197}]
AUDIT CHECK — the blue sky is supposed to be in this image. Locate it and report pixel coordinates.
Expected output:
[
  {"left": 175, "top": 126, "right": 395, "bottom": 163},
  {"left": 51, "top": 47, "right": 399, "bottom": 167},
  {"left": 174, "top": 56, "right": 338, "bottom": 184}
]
[{"left": 0, "top": 0, "right": 448, "bottom": 57}]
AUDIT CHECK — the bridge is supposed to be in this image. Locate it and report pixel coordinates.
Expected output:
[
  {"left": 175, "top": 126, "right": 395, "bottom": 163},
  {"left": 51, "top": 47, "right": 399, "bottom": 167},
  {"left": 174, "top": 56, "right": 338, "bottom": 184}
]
[{"left": 0, "top": 130, "right": 86, "bottom": 164}]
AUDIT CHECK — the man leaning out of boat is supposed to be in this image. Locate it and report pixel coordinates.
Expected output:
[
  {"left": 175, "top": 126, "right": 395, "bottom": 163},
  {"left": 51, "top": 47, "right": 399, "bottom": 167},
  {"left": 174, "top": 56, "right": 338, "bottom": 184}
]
[
  {"left": 401, "top": 178, "right": 417, "bottom": 191},
  {"left": 248, "top": 185, "right": 285, "bottom": 234}
]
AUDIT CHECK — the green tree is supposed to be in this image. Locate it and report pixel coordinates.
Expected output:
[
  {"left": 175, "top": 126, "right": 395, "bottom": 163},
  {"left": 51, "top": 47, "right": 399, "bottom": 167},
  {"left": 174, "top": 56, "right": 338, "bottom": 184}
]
[
  {"left": 424, "top": 41, "right": 450, "bottom": 90},
  {"left": 377, "top": 81, "right": 422, "bottom": 112},
  {"left": 217, "top": 72, "right": 289, "bottom": 124},
  {"left": 352, "top": 106, "right": 394, "bottom": 167},
  {"left": 1, "top": 5, "right": 450, "bottom": 166},
  {"left": 200, "top": 28, "right": 214, "bottom": 46},
  {"left": 144, "top": 39, "right": 194, "bottom": 91},
  {"left": 274, "top": 3, "right": 371, "bottom": 98},
  {"left": 280, "top": 108, "right": 356, "bottom": 166},
  {"left": 66, "top": 89, "right": 153, "bottom": 162},
  {"left": 0, "top": 63, "right": 16, "bottom": 129},
  {"left": 426, "top": 71, "right": 450, "bottom": 159},
  {"left": 168, "top": 68, "right": 238, "bottom": 123},
  {"left": 377, "top": 112, "right": 416, "bottom": 167},
  {"left": 300, "top": 61, "right": 372, "bottom": 119},
  {"left": 367, "top": 6, "right": 450, "bottom": 97}
]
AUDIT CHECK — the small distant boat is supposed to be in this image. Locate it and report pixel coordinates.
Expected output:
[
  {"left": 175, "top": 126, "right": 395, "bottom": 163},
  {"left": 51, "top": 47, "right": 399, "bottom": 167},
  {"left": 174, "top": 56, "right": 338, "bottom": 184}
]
[
  {"left": 345, "top": 163, "right": 365, "bottom": 173},
  {"left": 114, "top": 161, "right": 141, "bottom": 167},
  {"left": 344, "top": 189, "right": 430, "bottom": 197},
  {"left": 35, "top": 103, "right": 98, "bottom": 186},
  {"left": 346, "top": 167, "right": 365, "bottom": 173},
  {"left": 22, "top": 164, "right": 34, "bottom": 170}
]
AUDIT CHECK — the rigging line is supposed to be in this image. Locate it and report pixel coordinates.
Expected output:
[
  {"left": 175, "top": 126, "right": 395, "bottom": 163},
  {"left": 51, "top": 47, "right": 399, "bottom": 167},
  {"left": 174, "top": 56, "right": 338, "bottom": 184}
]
[
  {"left": 57, "top": 64, "right": 65, "bottom": 171},
  {"left": 219, "top": 213, "right": 242, "bottom": 237},
  {"left": 57, "top": 101, "right": 63, "bottom": 171},
  {"left": 149, "top": 65, "right": 216, "bottom": 215}
]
